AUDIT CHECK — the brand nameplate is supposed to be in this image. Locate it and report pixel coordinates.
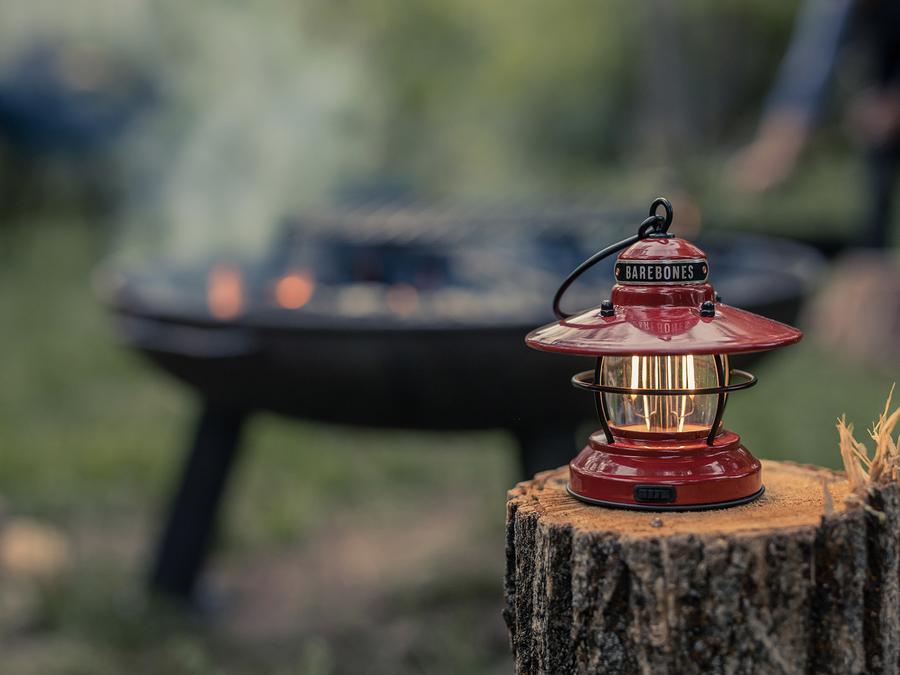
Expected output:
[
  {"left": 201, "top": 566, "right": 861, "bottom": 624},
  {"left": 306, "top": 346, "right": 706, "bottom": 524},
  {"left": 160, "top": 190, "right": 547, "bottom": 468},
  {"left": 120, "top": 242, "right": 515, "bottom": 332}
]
[{"left": 615, "top": 259, "right": 708, "bottom": 285}]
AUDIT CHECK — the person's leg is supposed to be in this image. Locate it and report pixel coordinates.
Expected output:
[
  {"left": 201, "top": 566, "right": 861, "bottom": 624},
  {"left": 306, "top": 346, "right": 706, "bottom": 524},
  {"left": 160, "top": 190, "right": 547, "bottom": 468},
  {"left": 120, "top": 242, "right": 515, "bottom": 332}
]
[{"left": 861, "top": 144, "right": 899, "bottom": 248}]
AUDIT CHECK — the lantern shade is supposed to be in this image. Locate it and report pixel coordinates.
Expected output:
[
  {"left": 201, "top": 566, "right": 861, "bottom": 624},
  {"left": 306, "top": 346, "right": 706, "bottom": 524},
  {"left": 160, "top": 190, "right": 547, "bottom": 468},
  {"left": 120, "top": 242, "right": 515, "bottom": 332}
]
[
  {"left": 527, "top": 233, "right": 802, "bottom": 357},
  {"left": 525, "top": 302, "right": 802, "bottom": 356}
]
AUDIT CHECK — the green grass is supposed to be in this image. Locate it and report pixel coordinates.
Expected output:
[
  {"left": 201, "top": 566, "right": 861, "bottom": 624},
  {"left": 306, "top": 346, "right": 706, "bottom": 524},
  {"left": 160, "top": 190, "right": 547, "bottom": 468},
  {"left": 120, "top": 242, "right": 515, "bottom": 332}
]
[
  {"left": 728, "top": 346, "right": 896, "bottom": 468},
  {"left": 0, "top": 216, "right": 895, "bottom": 674}
]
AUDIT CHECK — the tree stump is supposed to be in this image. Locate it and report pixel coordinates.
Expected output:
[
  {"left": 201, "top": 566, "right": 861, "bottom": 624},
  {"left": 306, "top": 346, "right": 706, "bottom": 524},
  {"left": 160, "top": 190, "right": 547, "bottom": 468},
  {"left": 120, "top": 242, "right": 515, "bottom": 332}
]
[{"left": 504, "top": 460, "right": 900, "bottom": 675}]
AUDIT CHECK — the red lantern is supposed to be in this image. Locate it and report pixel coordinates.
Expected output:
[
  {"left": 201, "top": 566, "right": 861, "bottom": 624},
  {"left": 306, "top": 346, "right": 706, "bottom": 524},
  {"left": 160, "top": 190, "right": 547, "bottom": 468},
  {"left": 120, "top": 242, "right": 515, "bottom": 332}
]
[{"left": 526, "top": 198, "right": 802, "bottom": 510}]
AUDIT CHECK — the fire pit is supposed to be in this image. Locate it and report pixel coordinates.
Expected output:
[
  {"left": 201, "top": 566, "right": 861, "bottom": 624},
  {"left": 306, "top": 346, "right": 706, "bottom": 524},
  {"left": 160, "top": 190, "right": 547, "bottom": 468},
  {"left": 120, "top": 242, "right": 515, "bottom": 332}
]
[{"left": 97, "top": 204, "right": 824, "bottom": 598}]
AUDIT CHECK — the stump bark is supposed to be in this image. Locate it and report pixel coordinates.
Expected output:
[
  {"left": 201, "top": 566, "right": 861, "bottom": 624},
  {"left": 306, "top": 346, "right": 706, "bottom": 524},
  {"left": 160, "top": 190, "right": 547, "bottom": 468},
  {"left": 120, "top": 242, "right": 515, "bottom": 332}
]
[{"left": 504, "top": 460, "right": 900, "bottom": 675}]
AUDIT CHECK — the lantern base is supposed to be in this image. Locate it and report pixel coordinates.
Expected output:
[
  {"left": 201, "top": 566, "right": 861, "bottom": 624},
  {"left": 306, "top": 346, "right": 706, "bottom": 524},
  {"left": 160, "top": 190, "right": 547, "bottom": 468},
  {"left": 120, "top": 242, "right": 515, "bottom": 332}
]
[
  {"left": 566, "top": 484, "right": 765, "bottom": 511},
  {"left": 568, "top": 429, "right": 763, "bottom": 510}
]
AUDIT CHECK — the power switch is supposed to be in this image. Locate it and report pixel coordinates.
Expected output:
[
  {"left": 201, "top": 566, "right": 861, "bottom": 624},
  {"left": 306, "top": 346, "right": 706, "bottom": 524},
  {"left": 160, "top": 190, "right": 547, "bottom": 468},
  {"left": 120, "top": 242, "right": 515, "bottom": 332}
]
[{"left": 634, "top": 485, "right": 677, "bottom": 504}]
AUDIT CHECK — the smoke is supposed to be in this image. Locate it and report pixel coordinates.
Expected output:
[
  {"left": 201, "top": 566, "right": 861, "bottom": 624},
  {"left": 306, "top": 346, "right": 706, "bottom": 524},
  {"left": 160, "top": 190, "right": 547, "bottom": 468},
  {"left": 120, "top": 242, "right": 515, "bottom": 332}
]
[
  {"left": 115, "top": 1, "right": 385, "bottom": 262},
  {"left": 0, "top": 0, "right": 386, "bottom": 262}
]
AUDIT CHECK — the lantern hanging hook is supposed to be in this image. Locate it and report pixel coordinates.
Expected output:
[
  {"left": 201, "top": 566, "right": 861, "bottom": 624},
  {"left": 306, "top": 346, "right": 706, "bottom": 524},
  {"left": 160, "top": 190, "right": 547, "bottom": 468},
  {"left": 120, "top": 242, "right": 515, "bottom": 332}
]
[
  {"left": 648, "top": 197, "right": 673, "bottom": 233},
  {"left": 553, "top": 197, "right": 674, "bottom": 320}
]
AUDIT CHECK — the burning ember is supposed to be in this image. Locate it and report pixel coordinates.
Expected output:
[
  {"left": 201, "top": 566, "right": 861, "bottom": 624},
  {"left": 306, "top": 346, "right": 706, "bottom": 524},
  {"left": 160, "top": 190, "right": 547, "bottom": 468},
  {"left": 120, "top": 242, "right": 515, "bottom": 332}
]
[
  {"left": 207, "top": 264, "right": 244, "bottom": 319},
  {"left": 274, "top": 270, "right": 315, "bottom": 309}
]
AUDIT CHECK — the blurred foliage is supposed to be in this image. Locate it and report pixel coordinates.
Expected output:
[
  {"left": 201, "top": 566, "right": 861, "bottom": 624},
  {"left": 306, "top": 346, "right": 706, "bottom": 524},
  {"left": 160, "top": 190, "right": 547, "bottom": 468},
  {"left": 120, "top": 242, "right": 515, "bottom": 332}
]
[
  {"left": 305, "top": 0, "right": 805, "bottom": 197},
  {"left": 6, "top": 0, "right": 868, "bottom": 258}
]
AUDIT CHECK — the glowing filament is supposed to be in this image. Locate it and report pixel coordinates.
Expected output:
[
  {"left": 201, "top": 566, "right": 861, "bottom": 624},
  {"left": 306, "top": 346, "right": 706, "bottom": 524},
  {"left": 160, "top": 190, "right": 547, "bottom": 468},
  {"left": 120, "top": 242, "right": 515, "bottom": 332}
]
[
  {"left": 629, "top": 355, "right": 639, "bottom": 400},
  {"left": 678, "top": 355, "right": 697, "bottom": 432},
  {"left": 686, "top": 354, "right": 696, "bottom": 397},
  {"left": 642, "top": 356, "right": 652, "bottom": 430}
]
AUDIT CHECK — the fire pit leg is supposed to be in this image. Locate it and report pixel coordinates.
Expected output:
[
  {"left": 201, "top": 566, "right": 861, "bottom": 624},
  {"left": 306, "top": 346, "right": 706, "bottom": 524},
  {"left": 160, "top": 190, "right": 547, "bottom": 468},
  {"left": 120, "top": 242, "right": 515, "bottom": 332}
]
[
  {"left": 513, "top": 426, "right": 577, "bottom": 480},
  {"left": 149, "top": 403, "right": 247, "bottom": 600}
]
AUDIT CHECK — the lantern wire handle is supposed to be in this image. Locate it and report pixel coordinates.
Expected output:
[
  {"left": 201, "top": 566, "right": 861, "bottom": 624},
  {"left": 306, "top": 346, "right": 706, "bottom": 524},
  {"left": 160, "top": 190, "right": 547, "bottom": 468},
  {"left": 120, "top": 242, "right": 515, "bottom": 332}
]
[{"left": 552, "top": 197, "right": 674, "bottom": 320}]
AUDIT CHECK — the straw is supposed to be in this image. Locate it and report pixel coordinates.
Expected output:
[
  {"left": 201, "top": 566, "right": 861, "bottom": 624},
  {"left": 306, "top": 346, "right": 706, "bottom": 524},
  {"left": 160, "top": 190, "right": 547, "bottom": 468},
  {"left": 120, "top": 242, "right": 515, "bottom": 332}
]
[{"left": 837, "top": 385, "right": 899, "bottom": 500}]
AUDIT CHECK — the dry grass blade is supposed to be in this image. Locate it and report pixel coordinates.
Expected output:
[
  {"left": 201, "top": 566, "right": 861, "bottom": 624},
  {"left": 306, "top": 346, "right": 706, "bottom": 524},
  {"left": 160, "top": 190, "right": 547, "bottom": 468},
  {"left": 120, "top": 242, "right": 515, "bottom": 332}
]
[
  {"left": 868, "top": 384, "right": 900, "bottom": 484},
  {"left": 838, "top": 416, "right": 870, "bottom": 493},
  {"left": 837, "top": 386, "right": 900, "bottom": 496}
]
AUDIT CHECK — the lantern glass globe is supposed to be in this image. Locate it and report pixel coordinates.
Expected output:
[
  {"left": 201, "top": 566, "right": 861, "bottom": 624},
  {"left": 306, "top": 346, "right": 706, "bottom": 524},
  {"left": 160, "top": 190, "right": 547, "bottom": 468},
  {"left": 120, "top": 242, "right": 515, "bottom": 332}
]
[{"left": 600, "top": 354, "right": 727, "bottom": 436}]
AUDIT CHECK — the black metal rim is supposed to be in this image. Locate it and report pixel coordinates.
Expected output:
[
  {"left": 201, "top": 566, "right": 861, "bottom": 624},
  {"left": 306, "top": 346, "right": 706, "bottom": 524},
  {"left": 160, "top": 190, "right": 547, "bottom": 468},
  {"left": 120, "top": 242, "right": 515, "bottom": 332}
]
[
  {"left": 571, "top": 368, "right": 757, "bottom": 396},
  {"left": 565, "top": 484, "right": 765, "bottom": 512}
]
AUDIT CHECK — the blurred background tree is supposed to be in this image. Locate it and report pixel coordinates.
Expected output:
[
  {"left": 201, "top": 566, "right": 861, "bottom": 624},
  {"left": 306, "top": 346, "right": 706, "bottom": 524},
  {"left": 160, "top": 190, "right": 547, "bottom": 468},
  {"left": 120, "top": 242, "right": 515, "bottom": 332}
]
[{"left": 2, "top": 0, "right": 864, "bottom": 248}]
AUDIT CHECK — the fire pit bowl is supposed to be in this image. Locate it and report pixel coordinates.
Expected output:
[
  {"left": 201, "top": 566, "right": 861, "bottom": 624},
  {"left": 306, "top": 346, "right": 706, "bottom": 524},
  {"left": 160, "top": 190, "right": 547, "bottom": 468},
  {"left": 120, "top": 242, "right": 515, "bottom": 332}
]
[{"left": 96, "top": 204, "right": 825, "bottom": 598}]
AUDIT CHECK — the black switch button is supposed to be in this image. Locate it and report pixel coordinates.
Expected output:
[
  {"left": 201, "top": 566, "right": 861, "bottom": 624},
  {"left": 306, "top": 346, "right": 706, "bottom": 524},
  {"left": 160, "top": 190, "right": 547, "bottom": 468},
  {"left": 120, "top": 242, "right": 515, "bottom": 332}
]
[{"left": 634, "top": 485, "right": 677, "bottom": 504}]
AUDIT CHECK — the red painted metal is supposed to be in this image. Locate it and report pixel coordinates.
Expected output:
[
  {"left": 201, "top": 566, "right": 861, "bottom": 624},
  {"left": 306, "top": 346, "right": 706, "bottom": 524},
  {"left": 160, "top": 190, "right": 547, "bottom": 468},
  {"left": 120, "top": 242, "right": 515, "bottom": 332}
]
[
  {"left": 568, "top": 430, "right": 762, "bottom": 508},
  {"left": 526, "top": 236, "right": 803, "bottom": 356},
  {"left": 526, "top": 303, "right": 802, "bottom": 356},
  {"left": 526, "top": 230, "right": 801, "bottom": 509},
  {"left": 618, "top": 236, "right": 708, "bottom": 261}
]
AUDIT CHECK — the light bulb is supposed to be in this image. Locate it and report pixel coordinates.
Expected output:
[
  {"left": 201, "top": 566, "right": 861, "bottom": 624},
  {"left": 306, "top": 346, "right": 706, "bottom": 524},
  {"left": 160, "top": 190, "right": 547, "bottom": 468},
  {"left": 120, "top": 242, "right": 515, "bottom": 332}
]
[{"left": 600, "top": 354, "right": 727, "bottom": 435}]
